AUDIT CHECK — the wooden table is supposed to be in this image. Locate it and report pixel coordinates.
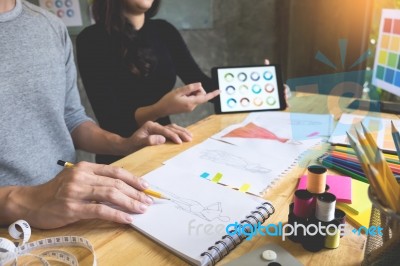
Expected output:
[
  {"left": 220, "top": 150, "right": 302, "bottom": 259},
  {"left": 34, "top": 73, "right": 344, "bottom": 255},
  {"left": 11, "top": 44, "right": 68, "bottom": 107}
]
[{"left": 3, "top": 93, "right": 398, "bottom": 266}]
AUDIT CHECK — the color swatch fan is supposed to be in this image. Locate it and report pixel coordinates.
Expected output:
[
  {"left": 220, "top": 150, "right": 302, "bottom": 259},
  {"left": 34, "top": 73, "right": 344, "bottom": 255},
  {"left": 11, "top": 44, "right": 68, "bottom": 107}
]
[{"left": 372, "top": 9, "right": 400, "bottom": 97}]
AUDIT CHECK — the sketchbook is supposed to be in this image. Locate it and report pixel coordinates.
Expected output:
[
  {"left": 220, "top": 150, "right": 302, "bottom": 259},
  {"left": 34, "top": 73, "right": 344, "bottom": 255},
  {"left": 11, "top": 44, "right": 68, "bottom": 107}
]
[{"left": 131, "top": 164, "right": 275, "bottom": 266}]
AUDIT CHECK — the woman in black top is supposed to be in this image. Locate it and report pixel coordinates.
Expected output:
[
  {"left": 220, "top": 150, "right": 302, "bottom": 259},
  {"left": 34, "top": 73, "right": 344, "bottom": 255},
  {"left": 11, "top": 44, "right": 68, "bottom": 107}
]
[{"left": 77, "top": 0, "right": 220, "bottom": 164}]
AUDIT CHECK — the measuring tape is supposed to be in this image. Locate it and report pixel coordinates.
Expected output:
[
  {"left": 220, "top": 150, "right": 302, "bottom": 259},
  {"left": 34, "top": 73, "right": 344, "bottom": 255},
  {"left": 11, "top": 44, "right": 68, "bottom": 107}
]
[{"left": 0, "top": 220, "right": 96, "bottom": 266}]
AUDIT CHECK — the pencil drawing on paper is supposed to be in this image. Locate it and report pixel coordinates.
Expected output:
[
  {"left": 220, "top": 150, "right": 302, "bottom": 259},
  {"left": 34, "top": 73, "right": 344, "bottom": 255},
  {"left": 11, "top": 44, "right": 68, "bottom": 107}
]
[
  {"left": 200, "top": 149, "right": 271, "bottom": 174},
  {"left": 150, "top": 185, "right": 230, "bottom": 222}
]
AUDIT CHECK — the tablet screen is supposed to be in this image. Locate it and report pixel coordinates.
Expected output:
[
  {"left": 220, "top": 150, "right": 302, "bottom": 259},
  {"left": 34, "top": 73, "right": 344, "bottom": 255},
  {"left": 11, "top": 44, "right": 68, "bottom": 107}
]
[{"left": 216, "top": 65, "right": 283, "bottom": 113}]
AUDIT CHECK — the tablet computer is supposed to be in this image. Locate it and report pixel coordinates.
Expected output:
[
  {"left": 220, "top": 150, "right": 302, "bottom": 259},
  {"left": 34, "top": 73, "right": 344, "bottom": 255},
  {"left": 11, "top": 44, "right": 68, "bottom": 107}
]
[{"left": 211, "top": 64, "right": 287, "bottom": 114}]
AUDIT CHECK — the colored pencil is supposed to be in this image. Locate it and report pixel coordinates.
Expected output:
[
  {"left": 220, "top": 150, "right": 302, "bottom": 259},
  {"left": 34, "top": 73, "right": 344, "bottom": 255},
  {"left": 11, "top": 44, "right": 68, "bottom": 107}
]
[
  {"left": 318, "top": 154, "right": 368, "bottom": 183},
  {"left": 333, "top": 145, "right": 400, "bottom": 162},
  {"left": 391, "top": 121, "right": 400, "bottom": 163}
]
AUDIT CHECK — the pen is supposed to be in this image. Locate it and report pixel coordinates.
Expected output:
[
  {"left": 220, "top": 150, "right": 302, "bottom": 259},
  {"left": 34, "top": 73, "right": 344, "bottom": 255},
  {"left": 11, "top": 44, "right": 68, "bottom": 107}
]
[{"left": 57, "top": 160, "right": 170, "bottom": 200}]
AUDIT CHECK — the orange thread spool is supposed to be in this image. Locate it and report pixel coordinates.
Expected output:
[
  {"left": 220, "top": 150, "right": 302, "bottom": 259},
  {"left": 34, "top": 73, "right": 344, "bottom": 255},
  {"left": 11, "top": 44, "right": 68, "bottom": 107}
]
[{"left": 306, "top": 165, "right": 327, "bottom": 194}]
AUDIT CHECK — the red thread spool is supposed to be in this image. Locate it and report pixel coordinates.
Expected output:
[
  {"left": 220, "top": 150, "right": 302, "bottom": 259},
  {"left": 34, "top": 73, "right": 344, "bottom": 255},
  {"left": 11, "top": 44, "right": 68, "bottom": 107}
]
[{"left": 293, "top": 189, "right": 315, "bottom": 218}]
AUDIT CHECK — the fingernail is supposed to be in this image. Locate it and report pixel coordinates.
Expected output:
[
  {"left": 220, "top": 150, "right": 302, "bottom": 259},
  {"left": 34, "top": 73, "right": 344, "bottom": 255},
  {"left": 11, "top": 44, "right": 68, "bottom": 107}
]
[
  {"left": 139, "top": 204, "right": 148, "bottom": 212},
  {"left": 145, "top": 196, "right": 153, "bottom": 205},
  {"left": 125, "top": 215, "right": 133, "bottom": 223},
  {"left": 141, "top": 180, "right": 149, "bottom": 188}
]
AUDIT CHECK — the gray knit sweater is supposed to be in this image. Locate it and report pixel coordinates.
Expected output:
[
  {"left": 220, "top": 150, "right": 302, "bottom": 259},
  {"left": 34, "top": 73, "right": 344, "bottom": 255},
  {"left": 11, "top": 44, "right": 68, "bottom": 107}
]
[{"left": 0, "top": 0, "right": 91, "bottom": 186}]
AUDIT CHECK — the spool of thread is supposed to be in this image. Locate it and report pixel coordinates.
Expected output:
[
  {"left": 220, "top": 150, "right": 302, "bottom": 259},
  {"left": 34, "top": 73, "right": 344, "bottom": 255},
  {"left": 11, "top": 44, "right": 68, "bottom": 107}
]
[
  {"left": 316, "top": 192, "right": 336, "bottom": 222},
  {"left": 324, "top": 221, "right": 341, "bottom": 249},
  {"left": 334, "top": 209, "right": 346, "bottom": 237},
  {"left": 306, "top": 165, "right": 327, "bottom": 194},
  {"left": 293, "top": 189, "right": 315, "bottom": 218},
  {"left": 287, "top": 203, "right": 308, "bottom": 243},
  {"left": 301, "top": 217, "right": 325, "bottom": 252}
]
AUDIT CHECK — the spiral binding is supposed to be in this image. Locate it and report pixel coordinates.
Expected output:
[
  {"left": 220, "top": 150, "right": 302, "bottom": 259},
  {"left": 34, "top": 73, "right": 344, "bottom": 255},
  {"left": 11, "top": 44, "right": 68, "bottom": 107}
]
[
  {"left": 200, "top": 201, "right": 275, "bottom": 266},
  {"left": 260, "top": 139, "right": 326, "bottom": 196}
]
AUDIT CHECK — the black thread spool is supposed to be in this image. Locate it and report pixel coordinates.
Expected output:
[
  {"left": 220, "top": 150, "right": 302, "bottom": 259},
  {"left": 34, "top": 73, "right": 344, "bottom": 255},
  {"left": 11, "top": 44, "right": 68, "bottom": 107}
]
[
  {"left": 334, "top": 209, "right": 346, "bottom": 238},
  {"left": 301, "top": 217, "right": 325, "bottom": 252}
]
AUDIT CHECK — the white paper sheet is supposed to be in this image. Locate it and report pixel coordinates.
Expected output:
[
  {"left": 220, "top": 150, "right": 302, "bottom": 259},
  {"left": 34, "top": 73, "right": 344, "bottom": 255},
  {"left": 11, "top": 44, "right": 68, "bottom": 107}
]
[
  {"left": 212, "top": 112, "right": 333, "bottom": 145},
  {"left": 328, "top": 113, "right": 400, "bottom": 152}
]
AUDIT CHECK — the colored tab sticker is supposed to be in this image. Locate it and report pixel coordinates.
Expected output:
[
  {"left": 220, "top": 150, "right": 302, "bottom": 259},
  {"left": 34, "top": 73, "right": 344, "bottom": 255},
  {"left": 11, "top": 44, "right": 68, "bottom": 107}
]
[
  {"left": 200, "top": 172, "right": 210, "bottom": 179},
  {"left": 211, "top": 173, "right": 223, "bottom": 183},
  {"left": 239, "top": 183, "right": 251, "bottom": 192}
]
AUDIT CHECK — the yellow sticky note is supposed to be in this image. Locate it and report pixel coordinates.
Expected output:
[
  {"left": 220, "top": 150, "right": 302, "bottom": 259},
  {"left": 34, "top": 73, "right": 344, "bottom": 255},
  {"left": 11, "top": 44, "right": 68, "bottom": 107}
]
[
  {"left": 239, "top": 183, "right": 251, "bottom": 192},
  {"left": 211, "top": 173, "right": 223, "bottom": 183}
]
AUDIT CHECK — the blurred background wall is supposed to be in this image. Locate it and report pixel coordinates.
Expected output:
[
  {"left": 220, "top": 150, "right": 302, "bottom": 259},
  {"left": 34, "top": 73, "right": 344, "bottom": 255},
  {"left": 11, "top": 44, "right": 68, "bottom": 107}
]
[{"left": 28, "top": 0, "right": 398, "bottom": 162}]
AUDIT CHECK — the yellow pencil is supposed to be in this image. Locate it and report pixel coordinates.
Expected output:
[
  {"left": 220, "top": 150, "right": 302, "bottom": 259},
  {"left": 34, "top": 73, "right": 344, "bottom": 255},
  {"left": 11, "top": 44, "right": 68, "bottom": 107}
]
[
  {"left": 355, "top": 128, "right": 376, "bottom": 165},
  {"left": 349, "top": 131, "right": 400, "bottom": 212},
  {"left": 346, "top": 132, "right": 372, "bottom": 178},
  {"left": 143, "top": 189, "right": 171, "bottom": 200},
  {"left": 360, "top": 122, "right": 378, "bottom": 152},
  {"left": 368, "top": 164, "right": 399, "bottom": 212},
  {"left": 359, "top": 124, "right": 400, "bottom": 190},
  {"left": 57, "top": 160, "right": 170, "bottom": 200}
]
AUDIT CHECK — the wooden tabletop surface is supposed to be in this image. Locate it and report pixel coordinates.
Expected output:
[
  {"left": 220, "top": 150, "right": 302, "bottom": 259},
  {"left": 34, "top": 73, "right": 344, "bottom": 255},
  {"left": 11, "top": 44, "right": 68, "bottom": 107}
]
[{"left": 3, "top": 93, "right": 398, "bottom": 266}]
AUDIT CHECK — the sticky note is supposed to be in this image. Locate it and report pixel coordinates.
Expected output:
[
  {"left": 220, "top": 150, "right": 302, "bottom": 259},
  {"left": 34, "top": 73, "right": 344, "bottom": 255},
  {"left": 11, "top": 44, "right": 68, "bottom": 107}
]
[
  {"left": 211, "top": 173, "right": 223, "bottom": 183},
  {"left": 200, "top": 172, "right": 210, "bottom": 179},
  {"left": 239, "top": 183, "right": 251, "bottom": 192}
]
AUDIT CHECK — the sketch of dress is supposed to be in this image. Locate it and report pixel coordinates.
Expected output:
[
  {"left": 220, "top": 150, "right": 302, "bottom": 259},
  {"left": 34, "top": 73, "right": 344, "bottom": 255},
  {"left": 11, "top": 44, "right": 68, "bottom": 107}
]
[
  {"left": 150, "top": 186, "right": 230, "bottom": 222},
  {"left": 200, "top": 150, "right": 271, "bottom": 174}
]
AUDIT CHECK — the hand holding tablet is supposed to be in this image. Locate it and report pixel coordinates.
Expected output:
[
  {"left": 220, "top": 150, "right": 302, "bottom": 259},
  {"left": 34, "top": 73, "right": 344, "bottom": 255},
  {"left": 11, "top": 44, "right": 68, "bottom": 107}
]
[{"left": 212, "top": 64, "right": 287, "bottom": 114}]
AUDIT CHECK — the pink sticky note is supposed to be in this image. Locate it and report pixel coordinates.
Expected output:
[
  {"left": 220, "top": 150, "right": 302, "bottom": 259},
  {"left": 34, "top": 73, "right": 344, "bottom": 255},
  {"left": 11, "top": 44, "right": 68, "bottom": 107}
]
[{"left": 297, "top": 175, "right": 352, "bottom": 204}]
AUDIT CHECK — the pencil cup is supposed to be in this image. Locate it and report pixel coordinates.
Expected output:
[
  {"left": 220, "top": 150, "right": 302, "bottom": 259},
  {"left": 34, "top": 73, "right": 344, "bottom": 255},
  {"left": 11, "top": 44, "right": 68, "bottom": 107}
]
[
  {"left": 306, "top": 165, "right": 327, "bottom": 194},
  {"left": 362, "top": 186, "right": 400, "bottom": 266}
]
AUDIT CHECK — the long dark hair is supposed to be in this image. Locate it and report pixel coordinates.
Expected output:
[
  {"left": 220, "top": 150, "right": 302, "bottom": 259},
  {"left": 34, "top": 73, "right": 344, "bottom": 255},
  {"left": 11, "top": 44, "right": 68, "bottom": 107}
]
[{"left": 92, "top": 0, "right": 161, "bottom": 77}]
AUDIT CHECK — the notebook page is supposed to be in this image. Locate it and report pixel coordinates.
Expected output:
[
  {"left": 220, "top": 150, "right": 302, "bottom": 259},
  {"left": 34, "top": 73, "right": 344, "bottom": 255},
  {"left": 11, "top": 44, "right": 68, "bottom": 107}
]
[
  {"left": 131, "top": 164, "right": 266, "bottom": 265},
  {"left": 164, "top": 138, "right": 321, "bottom": 196}
]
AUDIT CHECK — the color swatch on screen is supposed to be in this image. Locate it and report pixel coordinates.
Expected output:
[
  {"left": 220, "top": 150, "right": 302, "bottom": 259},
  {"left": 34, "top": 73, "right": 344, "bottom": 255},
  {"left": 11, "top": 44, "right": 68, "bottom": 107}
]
[
  {"left": 217, "top": 66, "right": 281, "bottom": 112},
  {"left": 372, "top": 9, "right": 400, "bottom": 96},
  {"left": 39, "top": 0, "right": 83, "bottom": 26}
]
